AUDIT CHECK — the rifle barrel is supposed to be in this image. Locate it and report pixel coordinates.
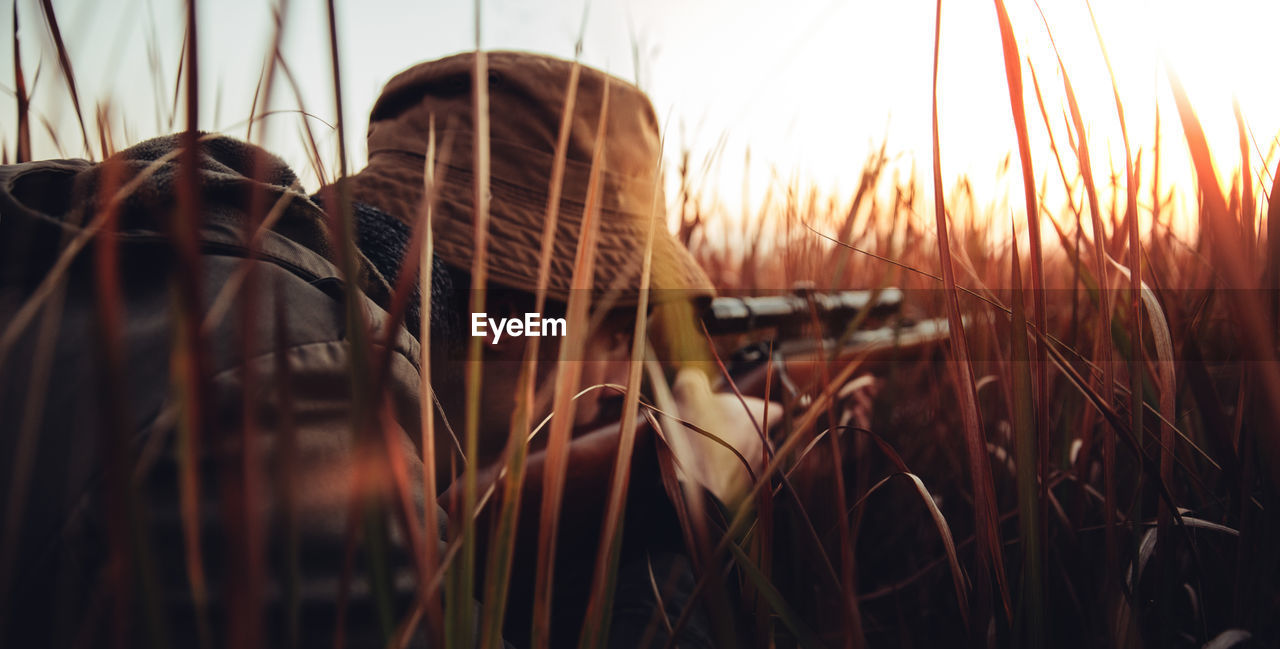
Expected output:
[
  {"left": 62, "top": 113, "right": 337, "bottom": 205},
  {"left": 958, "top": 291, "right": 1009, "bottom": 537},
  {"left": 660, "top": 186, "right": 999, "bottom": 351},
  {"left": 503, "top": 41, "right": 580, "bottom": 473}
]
[{"left": 701, "top": 288, "right": 903, "bottom": 335}]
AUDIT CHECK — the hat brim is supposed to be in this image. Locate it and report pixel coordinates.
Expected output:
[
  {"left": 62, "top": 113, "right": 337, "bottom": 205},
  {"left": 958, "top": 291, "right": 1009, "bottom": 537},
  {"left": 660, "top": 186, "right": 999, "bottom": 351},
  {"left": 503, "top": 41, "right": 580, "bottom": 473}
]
[{"left": 429, "top": 166, "right": 714, "bottom": 307}]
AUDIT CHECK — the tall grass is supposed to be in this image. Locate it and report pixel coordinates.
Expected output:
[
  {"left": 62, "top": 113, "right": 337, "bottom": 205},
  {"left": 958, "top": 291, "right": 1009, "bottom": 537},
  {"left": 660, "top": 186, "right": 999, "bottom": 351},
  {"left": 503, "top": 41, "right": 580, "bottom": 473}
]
[{"left": 4, "top": 1, "right": 1279, "bottom": 648}]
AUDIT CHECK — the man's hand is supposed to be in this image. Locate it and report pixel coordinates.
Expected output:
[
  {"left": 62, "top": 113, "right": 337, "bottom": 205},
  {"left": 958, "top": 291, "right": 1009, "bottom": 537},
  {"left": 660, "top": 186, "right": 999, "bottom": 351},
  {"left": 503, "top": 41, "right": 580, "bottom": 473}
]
[{"left": 668, "top": 368, "right": 777, "bottom": 505}]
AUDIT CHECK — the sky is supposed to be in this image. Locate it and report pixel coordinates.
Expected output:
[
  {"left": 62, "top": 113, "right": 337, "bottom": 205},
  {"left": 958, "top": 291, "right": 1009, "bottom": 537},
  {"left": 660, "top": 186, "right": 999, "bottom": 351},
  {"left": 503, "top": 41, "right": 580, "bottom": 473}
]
[{"left": 3, "top": 0, "right": 1279, "bottom": 238}]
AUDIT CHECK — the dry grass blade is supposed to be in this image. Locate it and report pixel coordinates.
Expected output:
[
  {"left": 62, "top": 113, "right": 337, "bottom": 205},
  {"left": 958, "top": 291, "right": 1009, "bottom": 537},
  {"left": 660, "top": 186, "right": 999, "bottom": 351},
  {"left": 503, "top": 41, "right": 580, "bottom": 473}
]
[
  {"left": 804, "top": 224, "right": 1017, "bottom": 321},
  {"left": 1084, "top": 12, "right": 1157, "bottom": 633},
  {"left": 1233, "top": 100, "right": 1255, "bottom": 254},
  {"left": 1085, "top": 1, "right": 1138, "bottom": 257},
  {"left": 1108, "top": 255, "right": 1177, "bottom": 506},
  {"left": 1027, "top": 58, "right": 1086, "bottom": 330},
  {"left": 245, "top": 59, "right": 268, "bottom": 142},
  {"left": 481, "top": 44, "right": 582, "bottom": 649},
  {"left": 842, "top": 470, "right": 969, "bottom": 622},
  {"left": 578, "top": 100, "right": 662, "bottom": 649},
  {"left": 450, "top": 26, "right": 493, "bottom": 648},
  {"left": 990, "top": 2, "right": 1047, "bottom": 639},
  {"left": 753, "top": 344, "right": 777, "bottom": 644},
  {"left": 932, "top": 0, "right": 1007, "bottom": 632},
  {"left": 222, "top": 34, "right": 308, "bottom": 633},
  {"left": 274, "top": 54, "right": 331, "bottom": 185},
  {"left": 1166, "top": 66, "right": 1280, "bottom": 492},
  {"left": 812, "top": 306, "right": 863, "bottom": 647},
  {"left": 244, "top": 0, "right": 290, "bottom": 145},
  {"left": 799, "top": 425, "right": 970, "bottom": 628},
  {"left": 654, "top": 345, "right": 941, "bottom": 646},
  {"left": 644, "top": 359, "right": 739, "bottom": 649},
  {"left": 167, "top": 25, "right": 187, "bottom": 134},
  {"left": 320, "top": 0, "right": 400, "bottom": 642},
  {"left": 1035, "top": 3, "right": 1120, "bottom": 585},
  {"left": 1038, "top": 328, "right": 1191, "bottom": 533},
  {"left": 415, "top": 118, "right": 447, "bottom": 648},
  {"left": 172, "top": 3, "right": 216, "bottom": 641},
  {"left": 830, "top": 141, "right": 888, "bottom": 285},
  {"left": 36, "top": 0, "right": 90, "bottom": 154},
  {"left": 91, "top": 157, "right": 167, "bottom": 647},
  {"left": 530, "top": 78, "right": 610, "bottom": 649},
  {"left": 1008, "top": 237, "right": 1044, "bottom": 645},
  {"left": 12, "top": 2, "right": 30, "bottom": 162},
  {"left": 1269, "top": 160, "right": 1280, "bottom": 331}
]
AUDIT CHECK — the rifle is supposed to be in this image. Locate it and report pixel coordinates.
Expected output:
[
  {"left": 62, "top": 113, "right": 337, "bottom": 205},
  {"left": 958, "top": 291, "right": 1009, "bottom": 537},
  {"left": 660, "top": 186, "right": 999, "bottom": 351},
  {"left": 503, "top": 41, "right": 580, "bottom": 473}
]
[{"left": 700, "top": 284, "right": 953, "bottom": 401}]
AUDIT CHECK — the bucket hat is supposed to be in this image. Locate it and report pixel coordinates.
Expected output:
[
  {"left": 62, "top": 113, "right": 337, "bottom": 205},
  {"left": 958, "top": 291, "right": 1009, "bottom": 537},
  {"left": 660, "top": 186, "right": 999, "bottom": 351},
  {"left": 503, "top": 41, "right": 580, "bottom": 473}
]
[{"left": 352, "top": 50, "right": 714, "bottom": 305}]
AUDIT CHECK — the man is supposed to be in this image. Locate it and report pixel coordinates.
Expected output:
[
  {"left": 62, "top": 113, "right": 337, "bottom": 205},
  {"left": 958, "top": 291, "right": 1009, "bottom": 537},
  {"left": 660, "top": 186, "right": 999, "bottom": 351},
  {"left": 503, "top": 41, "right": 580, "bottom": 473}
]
[
  {"left": 333, "top": 50, "right": 763, "bottom": 499},
  {"left": 330, "top": 51, "right": 768, "bottom": 647},
  {"left": 0, "top": 51, "right": 763, "bottom": 648}
]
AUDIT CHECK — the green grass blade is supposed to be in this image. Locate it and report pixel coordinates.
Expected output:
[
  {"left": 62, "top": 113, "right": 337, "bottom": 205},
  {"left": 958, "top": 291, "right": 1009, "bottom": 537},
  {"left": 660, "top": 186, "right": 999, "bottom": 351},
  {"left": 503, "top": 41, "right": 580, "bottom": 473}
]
[
  {"left": 932, "top": 0, "right": 1003, "bottom": 634},
  {"left": 727, "top": 541, "right": 826, "bottom": 649}
]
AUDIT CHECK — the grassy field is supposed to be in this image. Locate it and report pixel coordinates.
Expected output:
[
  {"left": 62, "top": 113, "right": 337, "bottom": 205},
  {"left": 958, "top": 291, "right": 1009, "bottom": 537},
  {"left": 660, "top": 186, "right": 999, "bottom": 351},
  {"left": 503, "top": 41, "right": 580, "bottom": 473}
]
[{"left": 3, "top": 0, "right": 1278, "bottom": 648}]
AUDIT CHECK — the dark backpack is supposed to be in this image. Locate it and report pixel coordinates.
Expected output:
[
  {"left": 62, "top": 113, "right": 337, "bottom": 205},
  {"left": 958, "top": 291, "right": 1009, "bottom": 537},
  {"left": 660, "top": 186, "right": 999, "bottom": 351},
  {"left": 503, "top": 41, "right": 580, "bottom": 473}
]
[{"left": 0, "top": 135, "right": 437, "bottom": 648}]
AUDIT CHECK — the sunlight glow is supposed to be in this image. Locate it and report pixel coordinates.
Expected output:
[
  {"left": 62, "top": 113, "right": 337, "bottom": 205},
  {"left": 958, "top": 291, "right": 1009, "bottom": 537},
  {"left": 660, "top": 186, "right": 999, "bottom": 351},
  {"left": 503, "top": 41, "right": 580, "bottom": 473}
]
[{"left": 3, "top": 0, "right": 1276, "bottom": 242}]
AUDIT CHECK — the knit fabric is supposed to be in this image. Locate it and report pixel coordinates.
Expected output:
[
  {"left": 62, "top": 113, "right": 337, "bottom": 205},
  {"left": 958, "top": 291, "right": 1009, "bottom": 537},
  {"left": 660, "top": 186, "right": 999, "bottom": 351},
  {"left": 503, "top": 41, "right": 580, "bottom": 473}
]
[{"left": 309, "top": 196, "right": 460, "bottom": 344}]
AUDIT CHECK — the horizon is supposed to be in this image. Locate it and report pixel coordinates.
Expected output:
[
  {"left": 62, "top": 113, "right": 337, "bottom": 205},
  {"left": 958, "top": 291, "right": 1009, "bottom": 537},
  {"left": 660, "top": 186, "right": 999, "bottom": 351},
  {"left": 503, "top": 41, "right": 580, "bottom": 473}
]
[{"left": 3, "top": 0, "right": 1277, "bottom": 242}]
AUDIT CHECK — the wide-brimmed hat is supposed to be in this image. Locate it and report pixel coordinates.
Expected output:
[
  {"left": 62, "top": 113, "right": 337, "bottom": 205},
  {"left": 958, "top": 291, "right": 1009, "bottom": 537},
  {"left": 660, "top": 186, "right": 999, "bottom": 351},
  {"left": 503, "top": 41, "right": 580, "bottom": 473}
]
[{"left": 354, "top": 50, "right": 714, "bottom": 306}]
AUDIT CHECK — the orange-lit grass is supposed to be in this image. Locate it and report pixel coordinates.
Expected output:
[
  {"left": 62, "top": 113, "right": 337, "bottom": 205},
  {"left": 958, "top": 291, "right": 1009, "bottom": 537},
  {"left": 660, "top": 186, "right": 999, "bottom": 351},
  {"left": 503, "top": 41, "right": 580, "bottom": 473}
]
[
  {"left": 528, "top": 75, "right": 609, "bottom": 649},
  {"left": 1035, "top": 4, "right": 1122, "bottom": 592},
  {"left": 10, "top": 0, "right": 1280, "bottom": 646},
  {"left": 578, "top": 69, "right": 660, "bottom": 649},
  {"left": 932, "top": 0, "right": 1008, "bottom": 636},
  {"left": 479, "top": 41, "right": 583, "bottom": 649},
  {"left": 991, "top": 1, "right": 1049, "bottom": 642}
]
